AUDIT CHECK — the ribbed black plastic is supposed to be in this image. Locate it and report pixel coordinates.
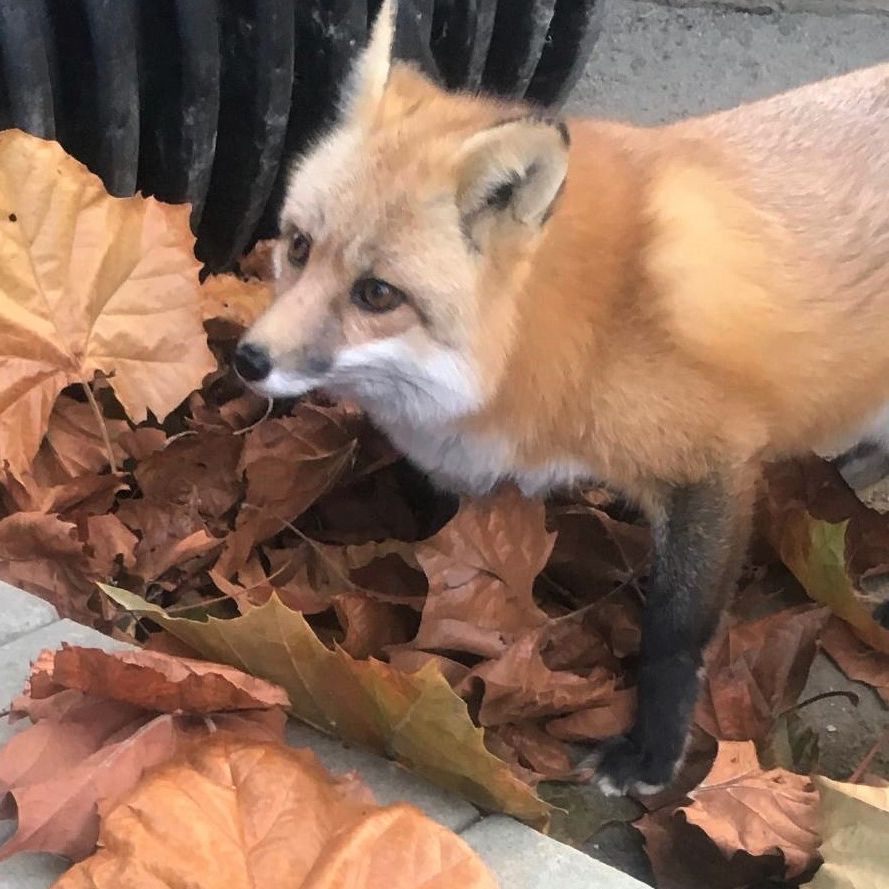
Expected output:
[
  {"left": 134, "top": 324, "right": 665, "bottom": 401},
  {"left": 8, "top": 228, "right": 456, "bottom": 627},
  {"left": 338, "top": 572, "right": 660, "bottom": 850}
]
[{"left": 0, "top": 0, "right": 601, "bottom": 271}]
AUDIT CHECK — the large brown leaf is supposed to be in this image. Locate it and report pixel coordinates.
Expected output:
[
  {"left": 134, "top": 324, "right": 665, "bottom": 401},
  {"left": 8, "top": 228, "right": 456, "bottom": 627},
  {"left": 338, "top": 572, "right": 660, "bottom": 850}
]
[
  {"left": 53, "top": 736, "right": 498, "bottom": 889},
  {"left": 696, "top": 606, "right": 829, "bottom": 741},
  {"left": 27, "top": 645, "right": 291, "bottom": 713},
  {"left": 0, "top": 647, "right": 287, "bottom": 861},
  {"left": 411, "top": 486, "right": 553, "bottom": 658},
  {"left": 679, "top": 740, "right": 820, "bottom": 878},
  {"left": 0, "top": 130, "right": 215, "bottom": 476}
]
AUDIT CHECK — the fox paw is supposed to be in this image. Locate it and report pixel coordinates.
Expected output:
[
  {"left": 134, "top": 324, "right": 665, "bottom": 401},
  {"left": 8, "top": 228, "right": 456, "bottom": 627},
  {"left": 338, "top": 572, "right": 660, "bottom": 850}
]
[{"left": 583, "top": 734, "right": 678, "bottom": 797}]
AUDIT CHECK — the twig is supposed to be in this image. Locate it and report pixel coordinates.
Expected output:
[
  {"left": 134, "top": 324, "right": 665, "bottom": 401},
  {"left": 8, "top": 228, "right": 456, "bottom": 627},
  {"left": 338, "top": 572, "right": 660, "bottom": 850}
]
[
  {"left": 82, "top": 380, "right": 117, "bottom": 473},
  {"left": 848, "top": 727, "right": 889, "bottom": 784},
  {"left": 233, "top": 397, "right": 273, "bottom": 435}
]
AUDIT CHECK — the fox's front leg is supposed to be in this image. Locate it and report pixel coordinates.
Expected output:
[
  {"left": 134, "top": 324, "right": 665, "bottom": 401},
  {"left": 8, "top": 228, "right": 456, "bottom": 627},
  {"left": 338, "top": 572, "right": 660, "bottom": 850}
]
[{"left": 592, "top": 469, "right": 754, "bottom": 796}]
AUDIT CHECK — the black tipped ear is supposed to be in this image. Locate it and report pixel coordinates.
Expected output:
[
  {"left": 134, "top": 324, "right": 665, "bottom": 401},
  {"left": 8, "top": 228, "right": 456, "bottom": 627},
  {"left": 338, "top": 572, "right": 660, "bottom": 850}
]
[{"left": 456, "top": 116, "right": 570, "bottom": 240}]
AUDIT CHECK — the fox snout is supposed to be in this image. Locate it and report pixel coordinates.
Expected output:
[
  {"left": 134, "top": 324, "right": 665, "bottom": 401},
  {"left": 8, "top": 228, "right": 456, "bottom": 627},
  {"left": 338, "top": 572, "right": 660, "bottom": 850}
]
[{"left": 233, "top": 342, "right": 272, "bottom": 383}]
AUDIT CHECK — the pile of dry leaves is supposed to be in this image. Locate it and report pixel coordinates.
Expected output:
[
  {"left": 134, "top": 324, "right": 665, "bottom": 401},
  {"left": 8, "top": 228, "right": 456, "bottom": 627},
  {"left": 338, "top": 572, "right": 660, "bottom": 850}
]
[{"left": 1, "top": 130, "right": 888, "bottom": 887}]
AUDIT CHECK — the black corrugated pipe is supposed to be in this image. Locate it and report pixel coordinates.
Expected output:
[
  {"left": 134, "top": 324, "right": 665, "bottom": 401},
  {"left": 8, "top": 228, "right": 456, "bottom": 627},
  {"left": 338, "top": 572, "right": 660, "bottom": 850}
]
[{"left": 0, "top": 0, "right": 601, "bottom": 271}]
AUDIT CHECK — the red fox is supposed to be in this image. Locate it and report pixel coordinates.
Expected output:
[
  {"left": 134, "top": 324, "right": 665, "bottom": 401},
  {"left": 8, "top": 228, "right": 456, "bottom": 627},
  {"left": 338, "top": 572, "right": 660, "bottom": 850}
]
[{"left": 235, "top": 0, "right": 889, "bottom": 795}]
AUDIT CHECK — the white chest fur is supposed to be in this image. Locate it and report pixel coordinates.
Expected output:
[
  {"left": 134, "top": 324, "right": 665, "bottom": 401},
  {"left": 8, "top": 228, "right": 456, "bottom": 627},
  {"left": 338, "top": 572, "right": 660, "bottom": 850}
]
[{"left": 380, "top": 419, "right": 595, "bottom": 497}]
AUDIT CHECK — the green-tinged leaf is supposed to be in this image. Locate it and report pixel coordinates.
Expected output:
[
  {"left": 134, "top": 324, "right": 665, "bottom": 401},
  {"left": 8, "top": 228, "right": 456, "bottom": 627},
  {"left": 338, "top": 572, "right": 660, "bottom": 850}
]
[
  {"left": 101, "top": 584, "right": 551, "bottom": 828},
  {"left": 804, "top": 776, "right": 889, "bottom": 889},
  {"left": 770, "top": 515, "right": 889, "bottom": 655}
]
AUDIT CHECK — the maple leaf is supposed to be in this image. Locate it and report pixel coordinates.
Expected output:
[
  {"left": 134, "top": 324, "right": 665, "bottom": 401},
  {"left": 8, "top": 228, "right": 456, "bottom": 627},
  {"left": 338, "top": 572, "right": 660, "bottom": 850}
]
[
  {"left": 54, "top": 736, "right": 498, "bottom": 889},
  {"left": 804, "top": 776, "right": 889, "bottom": 889},
  {"left": 101, "top": 583, "right": 553, "bottom": 828},
  {"left": 695, "top": 605, "right": 829, "bottom": 741},
  {"left": 0, "top": 646, "right": 288, "bottom": 862},
  {"left": 679, "top": 740, "right": 820, "bottom": 878},
  {"left": 0, "top": 130, "right": 216, "bottom": 476},
  {"left": 819, "top": 616, "right": 889, "bottom": 705},
  {"left": 411, "top": 486, "right": 553, "bottom": 658}
]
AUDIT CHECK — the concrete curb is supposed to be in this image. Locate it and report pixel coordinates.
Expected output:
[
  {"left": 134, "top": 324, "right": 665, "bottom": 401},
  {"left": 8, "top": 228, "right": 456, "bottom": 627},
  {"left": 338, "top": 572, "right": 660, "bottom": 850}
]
[{"left": 0, "top": 584, "right": 647, "bottom": 889}]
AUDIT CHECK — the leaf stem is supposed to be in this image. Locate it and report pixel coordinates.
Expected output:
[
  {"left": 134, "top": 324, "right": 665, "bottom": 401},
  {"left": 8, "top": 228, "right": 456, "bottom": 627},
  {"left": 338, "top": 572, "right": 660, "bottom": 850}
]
[{"left": 82, "top": 380, "right": 118, "bottom": 473}]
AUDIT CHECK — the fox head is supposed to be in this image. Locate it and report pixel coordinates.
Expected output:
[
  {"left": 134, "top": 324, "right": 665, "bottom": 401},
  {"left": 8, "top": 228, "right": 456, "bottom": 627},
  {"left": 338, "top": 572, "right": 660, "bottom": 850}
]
[{"left": 236, "top": 0, "right": 569, "bottom": 427}]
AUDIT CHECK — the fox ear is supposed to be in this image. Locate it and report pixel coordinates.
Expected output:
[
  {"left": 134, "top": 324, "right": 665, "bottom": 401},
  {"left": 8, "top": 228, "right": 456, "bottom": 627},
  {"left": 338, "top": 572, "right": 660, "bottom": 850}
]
[
  {"left": 342, "top": 0, "right": 397, "bottom": 124},
  {"left": 456, "top": 117, "right": 569, "bottom": 240}
]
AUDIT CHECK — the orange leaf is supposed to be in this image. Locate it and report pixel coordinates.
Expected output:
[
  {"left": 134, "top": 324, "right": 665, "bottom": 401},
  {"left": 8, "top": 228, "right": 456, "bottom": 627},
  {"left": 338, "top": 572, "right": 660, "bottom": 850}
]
[
  {"left": 679, "top": 740, "right": 819, "bottom": 878},
  {"left": 412, "top": 486, "right": 552, "bottom": 657},
  {"left": 695, "top": 605, "right": 828, "bottom": 741},
  {"left": 0, "top": 130, "right": 215, "bottom": 476},
  {"left": 52, "top": 737, "right": 498, "bottom": 889},
  {"left": 0, "top": 647, "right": 288, "bottom": 862},
  {"left": 30, "top": 645, "right": 291, "bottom": 713}
]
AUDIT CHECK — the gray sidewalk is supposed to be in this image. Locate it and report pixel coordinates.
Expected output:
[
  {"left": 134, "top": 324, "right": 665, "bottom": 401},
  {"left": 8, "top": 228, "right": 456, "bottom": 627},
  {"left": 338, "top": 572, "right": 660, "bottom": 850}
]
[{"left": 0, "top": 581, "right": 646, "bottom": 889}]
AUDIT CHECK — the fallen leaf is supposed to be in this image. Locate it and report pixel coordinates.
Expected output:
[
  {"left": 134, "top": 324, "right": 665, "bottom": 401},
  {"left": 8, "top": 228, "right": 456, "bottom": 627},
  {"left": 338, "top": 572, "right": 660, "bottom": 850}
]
[
  {"left": 0, "top": 129, "right": 215, "bottom": 476},
  {"left": 464, "top": 633, "right": 618, "bottom": 726},
  {"left": 820, "top": 616, "right": 889, "bottom": 705},
  {"left": 764, "top": 458, "right": 889, "bottom": 654},
  {"left": 54, "top": 736, "right": 498, "bottom": 889},
  {"left": 636, "top": 807, "right": 786, "bottom": 889},
  {"left": 411, "top": 486, "right": 552, "bottom": 658},
  {"left": 37, "top": 396, "right": 128, "bottom": 480},
  {"left": 680, "top": 740, "right": 820, "bottom": 878},
  {"left": 215, "top": 406, "right": 358, "bottom": 573},
  {"left": 696, "top": 605, "right": 829, "bottom": 741},
  {"left": 0, "top": 647, "right": 287, "bottom": 862},
  {"left": 29, "top": 645, "right": 291, "bottom": 713},
  {"left": 101, "top": 583, "right": 552, "bottom": 827},
  {"left": 803, "top": 776, "right": 889, "bottom": 889},
  {"left": 200, "top": 273, "right": 273, "bottom": 329},
  {"left": 545, "top": 687, "right": 637, "bottom": 742},
  {"left": 117, "top": 494, "right": 221, "bottom": 583},
  {"left": 133, "top": 430, "right": 243, "bottom": 520}
]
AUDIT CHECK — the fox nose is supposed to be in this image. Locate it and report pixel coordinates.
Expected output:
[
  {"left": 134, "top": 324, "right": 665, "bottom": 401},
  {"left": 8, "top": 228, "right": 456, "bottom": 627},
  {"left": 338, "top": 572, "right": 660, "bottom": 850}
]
[{"left": 234, "top": 342, "right": 272, "bottom": 382}]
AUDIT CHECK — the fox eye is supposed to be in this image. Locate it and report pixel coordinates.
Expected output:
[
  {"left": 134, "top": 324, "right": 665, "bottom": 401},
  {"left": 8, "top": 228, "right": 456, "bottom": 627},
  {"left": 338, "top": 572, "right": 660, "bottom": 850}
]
[
  {"left": 351, "top": 278, "right": 406, "bottom": 313},
  {"left": 287, "top": 230, "right": 311, "bottom": 268}
]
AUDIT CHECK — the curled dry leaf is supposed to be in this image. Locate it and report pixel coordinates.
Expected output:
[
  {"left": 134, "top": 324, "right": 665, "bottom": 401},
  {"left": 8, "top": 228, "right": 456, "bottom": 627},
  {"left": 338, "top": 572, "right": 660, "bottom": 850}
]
[
  {"left": 53, "top": 736, "right": 498, "bottom": 889},
  {"left": 0, "top": 129, "right": 215, "bottom": 476},
  {"left": 0, "top": 646, "right": 288, "bottom": 862},
  {"left": 695, "top": 605, "right": 829, "bottom": 741},
  {"left": 101, "top": 584, "right": 552, "bottom": 827},
  {"left": 28, "top": 645, "right": 291, "bottom": 713},
  {"left": 680, "top": 740, "right": 820, "bottom": 878}
]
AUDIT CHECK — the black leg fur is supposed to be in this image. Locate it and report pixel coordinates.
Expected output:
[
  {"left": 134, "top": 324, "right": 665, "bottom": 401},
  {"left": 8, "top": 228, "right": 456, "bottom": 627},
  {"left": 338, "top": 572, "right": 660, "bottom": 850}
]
[{"left": 590, "top": 470, "right": 754, "bottom": 796}]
